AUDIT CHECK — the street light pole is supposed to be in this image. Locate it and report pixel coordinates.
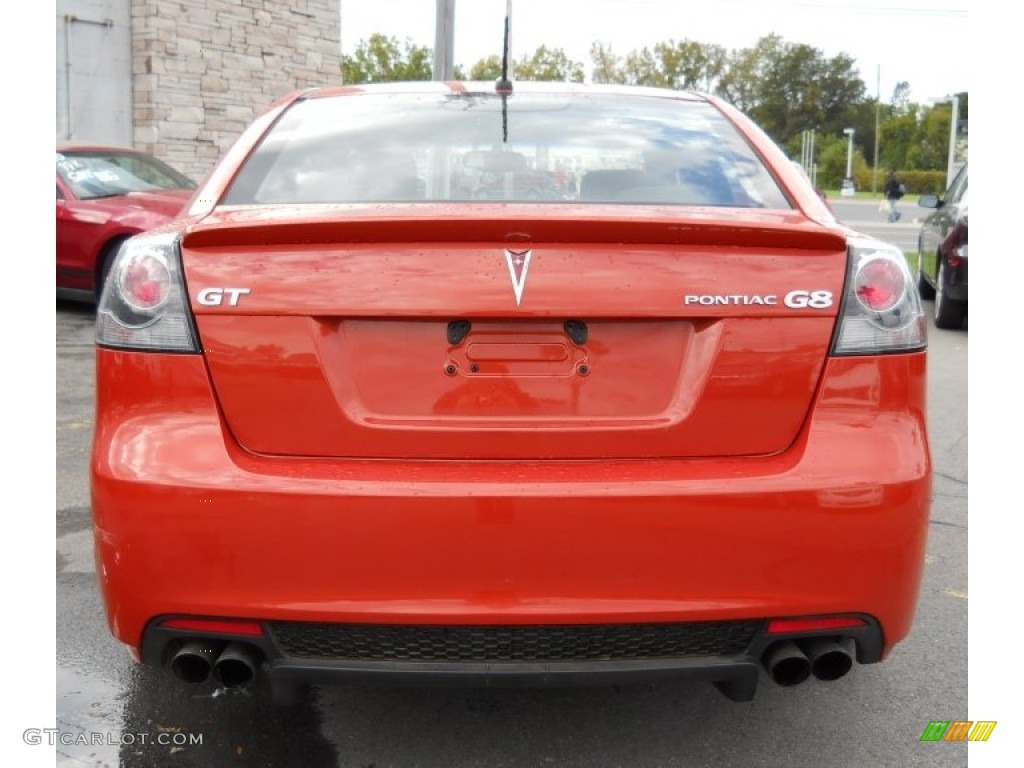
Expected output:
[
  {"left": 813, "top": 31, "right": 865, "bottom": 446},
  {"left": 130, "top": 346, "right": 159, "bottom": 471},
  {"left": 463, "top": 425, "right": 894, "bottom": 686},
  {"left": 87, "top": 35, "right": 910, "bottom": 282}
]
[
  {"left": 844, "top": 128, "right": 855, "bottom": 178},
  {"left": 842, "top": 128, "right": 855, "bottom": 196}
]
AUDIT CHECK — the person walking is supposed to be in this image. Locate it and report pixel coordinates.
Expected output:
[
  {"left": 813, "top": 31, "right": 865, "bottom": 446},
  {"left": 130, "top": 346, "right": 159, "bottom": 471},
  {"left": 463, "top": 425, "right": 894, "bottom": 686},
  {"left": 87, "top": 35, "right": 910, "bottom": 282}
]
[{"left": 883, "top": 170, "right": 905, "bottom": 223}]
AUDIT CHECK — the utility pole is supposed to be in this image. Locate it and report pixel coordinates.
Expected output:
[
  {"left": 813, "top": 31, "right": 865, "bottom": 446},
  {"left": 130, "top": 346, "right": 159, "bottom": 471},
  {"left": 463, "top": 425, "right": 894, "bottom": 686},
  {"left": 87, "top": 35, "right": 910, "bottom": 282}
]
[{"left": 433, "top": 0, "right": 456, "bottom": 81}]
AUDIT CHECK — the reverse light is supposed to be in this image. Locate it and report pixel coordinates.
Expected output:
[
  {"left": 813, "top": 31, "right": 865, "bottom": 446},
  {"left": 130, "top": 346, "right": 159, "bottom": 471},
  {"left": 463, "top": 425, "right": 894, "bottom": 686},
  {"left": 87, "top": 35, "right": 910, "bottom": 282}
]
[
  {"left": 96, "top": 233, "right": 200, "bottom": 353},
  {"left": 832, "top": 237, "right": 926, "bottom": 355}
]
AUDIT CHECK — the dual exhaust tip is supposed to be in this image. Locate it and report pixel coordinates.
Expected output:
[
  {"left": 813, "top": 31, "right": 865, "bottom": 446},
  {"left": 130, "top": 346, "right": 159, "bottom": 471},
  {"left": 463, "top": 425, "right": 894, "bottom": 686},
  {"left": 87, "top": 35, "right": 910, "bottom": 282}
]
[
  {"left": 169, "top": 641, "right": 261, "bottom": 689},
  {"left": 763, "top": 638, "right": 855, "bottom": 687}
]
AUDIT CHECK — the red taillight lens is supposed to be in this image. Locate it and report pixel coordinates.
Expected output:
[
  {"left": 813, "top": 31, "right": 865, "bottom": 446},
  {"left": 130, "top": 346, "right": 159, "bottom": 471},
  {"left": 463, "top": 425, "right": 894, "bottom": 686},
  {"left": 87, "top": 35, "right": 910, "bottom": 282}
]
[
  {"left": 767, "top": 616, "right": 867, "bottom": 634},
  {"left": 854, "top": 257, "right": 905, "bottom": 312},
  {"left": 118, "top": 251, "right": 171, "bottom": 311},
  {"left": 160, "top": 618, "right": 264, "bottom": 637},
  {"left": 96, "top": 233, "right": 199, "bottom": 352}
]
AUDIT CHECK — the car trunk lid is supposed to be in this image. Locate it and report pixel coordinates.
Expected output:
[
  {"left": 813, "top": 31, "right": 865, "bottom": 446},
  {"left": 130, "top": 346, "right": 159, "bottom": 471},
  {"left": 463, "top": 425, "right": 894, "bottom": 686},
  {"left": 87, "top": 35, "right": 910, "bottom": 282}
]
[{"left": 182, "top": 205, "right": 848, "bottom": 460}]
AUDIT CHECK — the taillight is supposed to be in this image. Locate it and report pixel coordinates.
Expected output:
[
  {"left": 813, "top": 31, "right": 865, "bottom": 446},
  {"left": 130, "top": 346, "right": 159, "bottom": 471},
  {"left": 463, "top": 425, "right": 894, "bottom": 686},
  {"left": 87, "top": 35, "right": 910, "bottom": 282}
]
[
  {"left": 832, "top": 237, "right": 926, "bottom": 355},
  {"left": 853, "top": 258, "right": 904, "bottom": 312},
  {"left": 118, "top": 250, "right": 171, "bottom": 311},
  {"left": 947, "top": 212, "right": 968, "bottom": 265},
  {"left": 96, "top": 233, "right": 200, "bottom": 353}
]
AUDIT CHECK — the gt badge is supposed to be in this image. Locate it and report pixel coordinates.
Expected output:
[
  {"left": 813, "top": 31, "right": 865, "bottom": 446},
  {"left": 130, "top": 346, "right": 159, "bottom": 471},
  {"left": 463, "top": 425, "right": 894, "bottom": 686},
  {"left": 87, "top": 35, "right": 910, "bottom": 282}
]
[
  {"left": 196, "top": 287, "right": 251, "bottom": 307},
  {"left": 504, "top": 249, "right": 533, "bottom": 306}
]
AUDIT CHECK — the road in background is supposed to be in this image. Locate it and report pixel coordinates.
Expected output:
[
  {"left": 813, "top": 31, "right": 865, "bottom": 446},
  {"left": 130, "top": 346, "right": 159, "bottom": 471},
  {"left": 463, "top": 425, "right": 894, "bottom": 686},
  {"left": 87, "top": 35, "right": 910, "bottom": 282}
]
[{"left": 829, "top": 197, "right": 922, "bottom": 254}]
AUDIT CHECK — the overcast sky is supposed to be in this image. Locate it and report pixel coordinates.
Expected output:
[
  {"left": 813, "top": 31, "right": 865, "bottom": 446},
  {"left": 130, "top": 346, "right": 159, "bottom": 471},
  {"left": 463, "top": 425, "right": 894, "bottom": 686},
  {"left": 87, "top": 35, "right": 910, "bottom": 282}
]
[{"left": 339, "top": 0, "right": 968, "bottom": 104}]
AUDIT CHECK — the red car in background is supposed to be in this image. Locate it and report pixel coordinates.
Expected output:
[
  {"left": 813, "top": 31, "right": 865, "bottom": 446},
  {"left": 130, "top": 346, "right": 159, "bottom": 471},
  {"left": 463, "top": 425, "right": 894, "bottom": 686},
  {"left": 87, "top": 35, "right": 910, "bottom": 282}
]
[
  {"left": 56, "top": 145, "right": 195, "bottom": 301},
  {"left": 90, "top": 83, "right": 931, "bottom": 704}
]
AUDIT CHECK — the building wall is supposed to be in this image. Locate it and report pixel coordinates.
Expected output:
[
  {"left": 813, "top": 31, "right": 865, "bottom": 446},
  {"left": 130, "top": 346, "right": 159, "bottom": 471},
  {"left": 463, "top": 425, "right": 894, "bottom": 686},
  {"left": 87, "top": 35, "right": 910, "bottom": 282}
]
[
  {"left": 131, "top": 0, "right": 340, "bottom": 181},
  {"left": 57, "top": 0, "right": 134, "bottom": 145}
]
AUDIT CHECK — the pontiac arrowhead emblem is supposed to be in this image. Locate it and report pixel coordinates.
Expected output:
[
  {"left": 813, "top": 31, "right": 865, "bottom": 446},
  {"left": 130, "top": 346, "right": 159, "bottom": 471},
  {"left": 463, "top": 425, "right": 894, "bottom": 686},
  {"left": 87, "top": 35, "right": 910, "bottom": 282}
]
[{"left": 504, "top": 249, "right": 533, "bottom": 306}]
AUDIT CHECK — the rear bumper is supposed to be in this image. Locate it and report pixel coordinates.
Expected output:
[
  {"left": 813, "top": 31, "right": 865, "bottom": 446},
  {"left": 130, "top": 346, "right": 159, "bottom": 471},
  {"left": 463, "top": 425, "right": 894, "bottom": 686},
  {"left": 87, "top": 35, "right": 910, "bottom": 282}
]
[
  {"left": 141, "top": 615, "right": 884, "bottom": 702},
  {"left": 91, "top": 349, "right": 930, "bottom": 677}
]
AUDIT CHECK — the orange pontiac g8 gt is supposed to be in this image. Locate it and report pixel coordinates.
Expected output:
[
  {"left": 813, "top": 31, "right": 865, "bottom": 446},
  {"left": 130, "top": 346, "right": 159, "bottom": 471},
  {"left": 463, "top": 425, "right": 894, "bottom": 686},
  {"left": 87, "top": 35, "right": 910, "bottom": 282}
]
[{"left": 90, "top": 83, "right": 931, "bottom": 703}]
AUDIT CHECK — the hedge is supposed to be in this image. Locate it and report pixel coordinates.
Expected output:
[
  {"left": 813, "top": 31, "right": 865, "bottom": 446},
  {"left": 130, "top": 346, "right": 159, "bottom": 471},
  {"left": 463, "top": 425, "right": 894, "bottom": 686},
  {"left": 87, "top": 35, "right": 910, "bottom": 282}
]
[{"left": 853, "top": 169, "right": 949, "bottom": 196}]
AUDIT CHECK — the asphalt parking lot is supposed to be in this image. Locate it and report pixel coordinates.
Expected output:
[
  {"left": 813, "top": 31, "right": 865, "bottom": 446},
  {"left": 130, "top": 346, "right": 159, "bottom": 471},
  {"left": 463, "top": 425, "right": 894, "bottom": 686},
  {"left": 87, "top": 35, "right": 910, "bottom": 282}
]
[{"left": 55, "top": 297, "right": 968, "bottom": 768}]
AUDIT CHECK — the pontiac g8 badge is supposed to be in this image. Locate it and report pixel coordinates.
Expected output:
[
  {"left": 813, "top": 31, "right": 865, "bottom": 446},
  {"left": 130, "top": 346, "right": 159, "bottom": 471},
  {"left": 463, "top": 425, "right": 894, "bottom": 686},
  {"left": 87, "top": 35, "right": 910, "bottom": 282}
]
[{"left": 505, "top": 249, "right": 533, "bottom": 306}]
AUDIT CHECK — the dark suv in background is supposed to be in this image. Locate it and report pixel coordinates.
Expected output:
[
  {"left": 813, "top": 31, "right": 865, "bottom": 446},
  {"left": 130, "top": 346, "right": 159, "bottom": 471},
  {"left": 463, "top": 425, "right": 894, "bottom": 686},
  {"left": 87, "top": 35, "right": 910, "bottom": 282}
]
[{"left": 916, "top": 162, "right": 968, "bottom": 329}]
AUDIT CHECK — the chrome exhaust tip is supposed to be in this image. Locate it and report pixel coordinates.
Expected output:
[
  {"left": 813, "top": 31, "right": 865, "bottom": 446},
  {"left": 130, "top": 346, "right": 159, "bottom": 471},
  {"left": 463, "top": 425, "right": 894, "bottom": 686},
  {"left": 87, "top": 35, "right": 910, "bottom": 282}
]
[
  {"left": 763, "top": 641, "right": 812, "bottom": 686},
  {"left": 212, "top": 642, "right": 261, "bottom": 689},
  {"left": 800, "top": 637, "right": 855, "bottom": 681},
  {"left": 168, "top": 640, "right": 220, "bottom": 684}
]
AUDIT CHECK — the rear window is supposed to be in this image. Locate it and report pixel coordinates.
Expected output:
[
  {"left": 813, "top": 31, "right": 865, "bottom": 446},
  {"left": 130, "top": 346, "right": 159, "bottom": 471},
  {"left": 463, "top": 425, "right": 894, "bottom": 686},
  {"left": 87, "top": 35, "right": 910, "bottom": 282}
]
[{"left": 223, "top": 89, "right": 790, "bottom": 208}]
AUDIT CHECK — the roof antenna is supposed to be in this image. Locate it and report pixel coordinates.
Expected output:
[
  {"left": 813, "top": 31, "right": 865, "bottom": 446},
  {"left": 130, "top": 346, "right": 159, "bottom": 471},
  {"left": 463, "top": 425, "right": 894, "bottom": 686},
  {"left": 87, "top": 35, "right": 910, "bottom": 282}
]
[
  {"left": 496, "top": 13, "right": 513, "bottom": 96},
  {"left": 496, "top": 7, "right": 513, "bottom": 142}
]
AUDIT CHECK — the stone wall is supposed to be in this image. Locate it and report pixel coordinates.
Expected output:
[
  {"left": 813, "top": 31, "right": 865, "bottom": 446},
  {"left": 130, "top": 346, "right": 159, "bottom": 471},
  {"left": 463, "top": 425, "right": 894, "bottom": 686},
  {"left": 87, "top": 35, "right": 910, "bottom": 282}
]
[{"left": 131, "top": 0, "right": 339, "bottom": 181}]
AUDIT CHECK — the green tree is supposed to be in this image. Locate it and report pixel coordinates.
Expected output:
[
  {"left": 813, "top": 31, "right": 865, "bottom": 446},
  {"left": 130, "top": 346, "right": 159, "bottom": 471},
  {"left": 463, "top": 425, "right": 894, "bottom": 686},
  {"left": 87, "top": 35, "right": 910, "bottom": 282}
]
[
  {"left": 718, "top": 35, "right": 864, "bottom": 146},
  {"left": 890, "top": 81, "right": 912, "bottom": 113},
  {"left": 912, "top": 103, "right": 955, "bottom": 170},
  {"left": 469, "top": 55, "right": 503, "bottom": 81},
  {"left": 514, "top": 45, "right": 584, "bottom": 82},
  {"left": 814, "top": 133, "right": 870, "bottom": 189},
  {"left": 651, "top": 40, "right": 727, "bottom": 92},
  {"left": 341, "top": 33, "right": 433, "bottom": 84},
  {"left": 604, "top": 40, "right": 726, "bottom": 91},
  {"left": 715, "top": 41, "right": 762, "bottom": 111},
  {"left": 590, "top": 42, "right": 627, "bottom": 84},
  {"left": 879, "top": 105, "right": 920, "bottom": 171},
  {"left": 815, "top": 133, "right": 852, "bottom": 188},
  {"left": 833, "top": 98, "right": 884, "bottom": 186},
  {"left": 621, "top": 47, "right": 661, "bottom": 86},
  {"left": 814, "top": 52, "right": 866, "bottom": 135}
]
